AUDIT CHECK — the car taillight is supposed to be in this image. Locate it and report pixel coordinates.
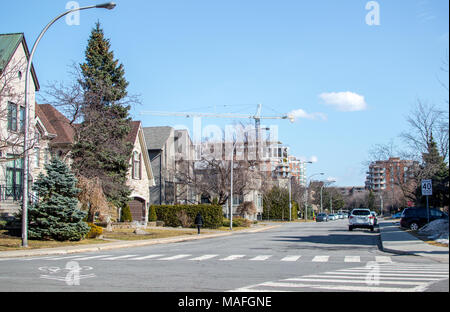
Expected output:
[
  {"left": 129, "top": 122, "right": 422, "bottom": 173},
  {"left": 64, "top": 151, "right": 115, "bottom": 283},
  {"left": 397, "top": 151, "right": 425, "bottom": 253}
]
[{"left": 349, "top": 216, "right": 354, "bottom": 219}]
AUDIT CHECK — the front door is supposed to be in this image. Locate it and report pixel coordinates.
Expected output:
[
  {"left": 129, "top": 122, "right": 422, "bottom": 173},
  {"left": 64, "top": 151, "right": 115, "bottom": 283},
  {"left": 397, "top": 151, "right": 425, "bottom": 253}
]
[{"left": 6, "top": 155, "right": 23, "bottom": 201}]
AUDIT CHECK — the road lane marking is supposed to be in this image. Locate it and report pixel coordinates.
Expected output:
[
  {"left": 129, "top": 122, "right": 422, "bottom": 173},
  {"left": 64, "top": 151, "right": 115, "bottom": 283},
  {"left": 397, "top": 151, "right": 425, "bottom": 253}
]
[
  {"left": 75, "top": 255, "right": 113, "bottom": 260},
  {"left": 249, "top": 255, "right": 272, "bottom": 261},
  {"left": 219, "top": 255, "right": 246, "bottom": 261},
  {"left": 157, "top": 254, "right": 192, "bottom": 261},
  {"left": 344, "top": 256, "right": 360, "bottom": 263},
  {"left": 189, "top": 255, "right": 219, "bottom": 261},
  {"left": 100, "top": 255, "right": 139, "bottom": 260},
  {"left": 280, "top": 255, "right": 302, "bottom": 262},
  {"left": 312, "top": 256, "right": 329, "bottom": 262},
  {"left": 130, "top": 255, "right": 165, "bottom": 260},
  {"left": 375, "top": 256, "right": 392, "bottom": 263}
]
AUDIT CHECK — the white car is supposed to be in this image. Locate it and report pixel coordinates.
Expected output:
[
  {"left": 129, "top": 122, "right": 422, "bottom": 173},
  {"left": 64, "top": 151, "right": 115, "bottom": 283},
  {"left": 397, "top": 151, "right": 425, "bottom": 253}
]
[
  {"left": 348, "top": 209, "right": 375, "bottom": 232},
  {"left": 328, "top": 214, "right": 337, "bottom": 220}
]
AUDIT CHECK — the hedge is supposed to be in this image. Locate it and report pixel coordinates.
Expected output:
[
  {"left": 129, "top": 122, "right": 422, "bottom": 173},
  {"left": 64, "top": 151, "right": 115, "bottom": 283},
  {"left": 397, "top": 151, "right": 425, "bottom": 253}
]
[{"left": 151, "top": 204, "right": 223, "bottom": 229}]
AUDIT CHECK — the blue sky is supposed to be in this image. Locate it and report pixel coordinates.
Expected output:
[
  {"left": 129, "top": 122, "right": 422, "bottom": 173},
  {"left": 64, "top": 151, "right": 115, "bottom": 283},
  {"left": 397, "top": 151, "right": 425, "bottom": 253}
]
[{"left": 1, "top": 0, "right": 448, "bottom": 186}]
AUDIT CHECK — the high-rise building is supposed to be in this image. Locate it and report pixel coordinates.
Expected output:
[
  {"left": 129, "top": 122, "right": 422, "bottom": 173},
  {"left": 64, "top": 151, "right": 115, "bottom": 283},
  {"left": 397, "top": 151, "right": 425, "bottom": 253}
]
[{"left": 365, "top": 157, "right": 418, "bottom": 192}]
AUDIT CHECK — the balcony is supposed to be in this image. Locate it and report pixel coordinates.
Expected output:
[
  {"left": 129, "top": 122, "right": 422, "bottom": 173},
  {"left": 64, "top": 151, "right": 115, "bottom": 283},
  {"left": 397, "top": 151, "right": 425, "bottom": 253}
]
[{"left": 0, "top": 185, "right": 22, "bottom": 202}]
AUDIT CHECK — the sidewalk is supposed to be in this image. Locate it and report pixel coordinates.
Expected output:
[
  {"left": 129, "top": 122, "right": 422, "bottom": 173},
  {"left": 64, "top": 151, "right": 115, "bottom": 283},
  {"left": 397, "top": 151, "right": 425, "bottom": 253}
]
[
  {"left": 0, "top": 223, "right": 280, "bottom": 259},
  {"left": 378, "top": 219, "right": 449, "bottom": 263}
]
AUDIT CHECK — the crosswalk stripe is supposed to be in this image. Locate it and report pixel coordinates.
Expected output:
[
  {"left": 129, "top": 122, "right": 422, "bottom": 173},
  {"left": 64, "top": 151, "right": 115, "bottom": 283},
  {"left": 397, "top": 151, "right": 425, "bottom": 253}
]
[
  {"left": 101, "top": 255, "right": 139, "bottom": 260},
  {"left": 342, "top": 269, "right": 449, "bottom": 274},
  {"left": 158, "top": 254, "right": 191, "bottom": 261},
  {"left": 249, "top": 255, "right": 272, "bottom": 261},
  {"left": 281, "top": 256, "right": 302, "bottom": 262},
  {"left": 257, "top": 282, "right": 416, "bottom": 292},
  {"left": 69, "top": 255, "right": 113, "bottom": 261},
  {"left": 323, "top": 272, "right": 449, "bottom": 278},
  {"left": 45, "top": 255, "right": 86, "bottom": 261},
  {"left": 375, "top": 256, "right": 392, "bottom": 263},
  {"left": 130, "top": 255, "right": 165, "bottom": 260},
  {"left": 344, "top": 256, "right": 360, "bottom": 263},
  {"left": 304, "top": 274, "right": 444, "bottom": 281},
  {"left": 189, "top": 255, "right": 219, "bottom": 261},
  {"left": 220, "top": 255, "right": 246, "bottom": 261},
  {"left": 312, "top": 256, "right": 329, "bottom": 262},
  {"left": 284, "top": 277, "right": 428, "bottom": 286}
]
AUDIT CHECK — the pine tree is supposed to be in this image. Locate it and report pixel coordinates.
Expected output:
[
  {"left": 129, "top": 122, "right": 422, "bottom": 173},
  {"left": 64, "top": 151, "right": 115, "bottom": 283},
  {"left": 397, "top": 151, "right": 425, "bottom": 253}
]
[
  {"left": 72, "top": 22, "right": 133, "bottom": 210},
  {"left": 28, "top": 158, "right": 89, "bottom": 241},
  {"left": 418, "top": 134, "right": 449, "bottom": 207}
]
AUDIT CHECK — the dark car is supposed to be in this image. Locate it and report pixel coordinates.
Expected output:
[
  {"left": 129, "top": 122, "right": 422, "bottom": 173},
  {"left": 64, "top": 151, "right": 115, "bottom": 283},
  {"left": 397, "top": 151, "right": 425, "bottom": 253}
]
[
  {"left": 400, "top": 207, "right": 448, "bottom": 231},
  {"left": 316, "top": 213, "right": 328, "bottom": 222}
]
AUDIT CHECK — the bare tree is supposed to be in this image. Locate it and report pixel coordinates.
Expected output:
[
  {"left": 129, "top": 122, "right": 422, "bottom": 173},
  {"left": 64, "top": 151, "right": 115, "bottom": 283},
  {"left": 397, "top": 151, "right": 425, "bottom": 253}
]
[
  {"left": 400, "top": 100, "right": 449, "bottom": 163},
  {"left": 0, "top": 56, "right": 37, "bottom": 163}
]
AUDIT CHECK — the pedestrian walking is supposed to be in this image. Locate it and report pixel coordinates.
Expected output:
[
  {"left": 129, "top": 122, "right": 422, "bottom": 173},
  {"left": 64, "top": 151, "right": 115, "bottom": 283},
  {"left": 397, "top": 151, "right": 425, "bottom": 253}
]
[{"left": 195, "top": 212, "right": 204, "bottom": 234}]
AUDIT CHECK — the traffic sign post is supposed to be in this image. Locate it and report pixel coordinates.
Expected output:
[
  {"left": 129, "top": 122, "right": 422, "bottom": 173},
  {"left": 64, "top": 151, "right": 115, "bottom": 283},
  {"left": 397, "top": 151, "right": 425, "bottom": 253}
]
[{"left": 421, "top": 180, "right": 432, "bottom": 224}]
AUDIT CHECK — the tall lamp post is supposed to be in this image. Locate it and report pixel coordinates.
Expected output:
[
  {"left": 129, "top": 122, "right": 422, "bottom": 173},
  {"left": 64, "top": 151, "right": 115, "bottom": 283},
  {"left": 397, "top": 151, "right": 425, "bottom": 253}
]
[
  {"left": 21, "top": 2, "right": 116, "bottom": 247},
  {"left": 304, "top": 173, "right": 324, "bottom": 221},
  {"left": 229, "top": 127, "right": 268, "bottom": 230}
]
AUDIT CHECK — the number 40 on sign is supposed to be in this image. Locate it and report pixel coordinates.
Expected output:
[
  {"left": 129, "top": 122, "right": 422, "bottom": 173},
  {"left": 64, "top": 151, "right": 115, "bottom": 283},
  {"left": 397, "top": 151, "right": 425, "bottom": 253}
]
[{"left": 421, "top": 179, "right": 433, "bottom": 196}]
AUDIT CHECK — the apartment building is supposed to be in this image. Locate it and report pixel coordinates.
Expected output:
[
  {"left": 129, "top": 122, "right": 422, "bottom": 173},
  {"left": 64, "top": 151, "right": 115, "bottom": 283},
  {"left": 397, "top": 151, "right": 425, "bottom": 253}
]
[{"left": 365, "top": 157, "right": 418, "bottom": 192}]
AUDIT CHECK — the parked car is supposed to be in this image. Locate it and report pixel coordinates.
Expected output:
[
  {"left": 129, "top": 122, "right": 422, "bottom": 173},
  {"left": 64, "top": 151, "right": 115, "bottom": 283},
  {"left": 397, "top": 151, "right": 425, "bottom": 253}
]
[
  {"left": 400, "top": 207, "right": 448, "bottom": 231},
  {"left": 392, "top": 211, "right": 403, "bottom": 219},
  {"left": 316, "top": 213, "right": 328, "bottom": 222},
  {"left": 348, "top": 208, "right": 375, "bottom": 232},
  {"left": 337, "top": 213, "right": 344, "bottom": 219},
  {"left": 370, "top": 211, "right": 378, "bottom": 225},
  {"left": 328, "top": 214, "right": 337, "bottom": 220}
]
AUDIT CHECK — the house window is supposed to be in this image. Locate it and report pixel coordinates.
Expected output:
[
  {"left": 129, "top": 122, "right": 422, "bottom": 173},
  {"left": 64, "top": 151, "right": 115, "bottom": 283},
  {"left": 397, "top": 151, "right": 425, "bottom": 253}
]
[
  {"left": 19, "top": 106, "right": 25, "bottom": 132},
  {"left": 34, "top": 148, "right": 40, "bottom": 168},
  {"left": 7, "top": 102, "right": 17, "bottom": 131},
  {"left": 133, "top": 151, "right": 141, "bottom": 180}
]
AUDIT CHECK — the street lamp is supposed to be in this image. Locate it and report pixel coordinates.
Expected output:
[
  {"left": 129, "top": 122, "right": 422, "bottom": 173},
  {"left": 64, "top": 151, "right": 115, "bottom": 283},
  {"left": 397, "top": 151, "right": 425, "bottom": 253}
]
[
  {"left": 320, "top": 179, "right": 335, "bottom": 213},
  {"left": 21, "top": 2, "right": 116, "bottom": 247},
  {"left": 229, "top": 127, "right": 268, "bottom": 230},
  {"left": 304, "top": 172, "right": 324, "bottom": 221}
]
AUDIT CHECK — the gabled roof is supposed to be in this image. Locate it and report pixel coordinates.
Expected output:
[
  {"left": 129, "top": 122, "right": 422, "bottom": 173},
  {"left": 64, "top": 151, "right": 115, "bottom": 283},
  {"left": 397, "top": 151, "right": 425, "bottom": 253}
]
[
  {"left": 0, "top": 33, "right": 40, "bottom": 91},
  {"left": 36, "top": 104, "right": 75, "bottom": 145},
  {"left": 142, "top": 126, "right": 173, "bottom": 150}
]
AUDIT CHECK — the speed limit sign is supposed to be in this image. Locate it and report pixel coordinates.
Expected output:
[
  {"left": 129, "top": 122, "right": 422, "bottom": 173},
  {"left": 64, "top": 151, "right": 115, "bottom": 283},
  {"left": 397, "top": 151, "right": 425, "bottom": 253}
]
[{"left": 421, "top": 179, "right": 433, "bottom": 196}]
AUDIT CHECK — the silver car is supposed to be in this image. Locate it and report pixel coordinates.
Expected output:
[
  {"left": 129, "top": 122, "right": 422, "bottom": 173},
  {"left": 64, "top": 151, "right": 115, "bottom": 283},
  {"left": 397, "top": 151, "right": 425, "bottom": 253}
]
[{"left": 348, "top": 209, "right": 375, "bottom": 232}]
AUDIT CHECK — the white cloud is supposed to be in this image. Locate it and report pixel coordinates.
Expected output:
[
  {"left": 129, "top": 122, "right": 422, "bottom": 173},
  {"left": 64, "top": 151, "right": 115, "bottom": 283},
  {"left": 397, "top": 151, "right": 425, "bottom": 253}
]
[
  {"left": 319, "top": 91, "right": 368, "bottom": 112},
  {"left": 309, "top": 155, "right": 319, "bottom": 163},
  {"left": 288, "top": 109, "right": 327, "bottom": 121}
]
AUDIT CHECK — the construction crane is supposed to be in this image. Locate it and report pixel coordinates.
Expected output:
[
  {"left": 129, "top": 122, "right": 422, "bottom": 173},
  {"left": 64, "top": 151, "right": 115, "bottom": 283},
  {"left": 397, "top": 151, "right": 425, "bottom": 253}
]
[{"left": 140, "top": 104, "right": 295, "bottom": 130}]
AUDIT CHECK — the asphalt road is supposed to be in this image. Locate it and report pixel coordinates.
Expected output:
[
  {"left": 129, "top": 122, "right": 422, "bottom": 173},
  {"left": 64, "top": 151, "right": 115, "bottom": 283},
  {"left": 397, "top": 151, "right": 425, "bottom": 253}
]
[{"left": 0, "top": 219, "right": 448, "bottom": 292}]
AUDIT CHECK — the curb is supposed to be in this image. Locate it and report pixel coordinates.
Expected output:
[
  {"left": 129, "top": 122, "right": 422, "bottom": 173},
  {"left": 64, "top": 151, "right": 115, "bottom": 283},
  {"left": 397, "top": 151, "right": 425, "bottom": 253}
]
[{"left": 0, "top": 224, "right": 281, "bottom": 259}]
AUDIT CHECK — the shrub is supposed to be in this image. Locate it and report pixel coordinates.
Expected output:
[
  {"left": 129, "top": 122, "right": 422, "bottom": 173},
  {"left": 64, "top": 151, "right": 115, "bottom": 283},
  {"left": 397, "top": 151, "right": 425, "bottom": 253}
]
[
  {"left": 121, "top": 204, "right": 133, "bottom": 222},
  {"left": 222, "top": 217, "right": 252, "bottom": 227},
  {"left": 152, "top": 204, "right": 223, "bottom": 229},
  {"left": 176, "top": 210, "right": 193, "bottom": 228},
  {"left": 86, "top": 222, "right": 103, "bottom": 239},
  {"left": 148, "top": 205, "right": 157, "bottom": 222}
]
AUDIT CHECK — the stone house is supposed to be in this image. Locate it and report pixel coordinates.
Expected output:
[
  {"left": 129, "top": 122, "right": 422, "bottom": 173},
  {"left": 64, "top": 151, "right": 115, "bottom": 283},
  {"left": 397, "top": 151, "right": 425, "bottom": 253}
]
[{"left": 0, "top": 33, "right": 39, "bottom": 217}]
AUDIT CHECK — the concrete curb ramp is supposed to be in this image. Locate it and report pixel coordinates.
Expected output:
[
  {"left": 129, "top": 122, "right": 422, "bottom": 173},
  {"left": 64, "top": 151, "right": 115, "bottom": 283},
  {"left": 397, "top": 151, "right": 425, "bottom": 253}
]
[
  {"left": 378, "top": 219, "right": 449, "bottom": 263},
  {"left": 0, "top": 224, "right": 280, "bottom": 259}
]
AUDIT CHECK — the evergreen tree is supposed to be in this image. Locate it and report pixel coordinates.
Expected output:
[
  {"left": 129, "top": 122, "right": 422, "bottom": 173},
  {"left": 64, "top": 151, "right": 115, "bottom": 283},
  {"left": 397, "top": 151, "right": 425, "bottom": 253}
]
[
  {"left": 418, "top": 134, "right": 449, "bottom": 207},
  {"left": 28, "top": 158, "right": 89, "bottom": 241},
  {"left": 72, "top": 22, "right": 133, "bottom": 209}
]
